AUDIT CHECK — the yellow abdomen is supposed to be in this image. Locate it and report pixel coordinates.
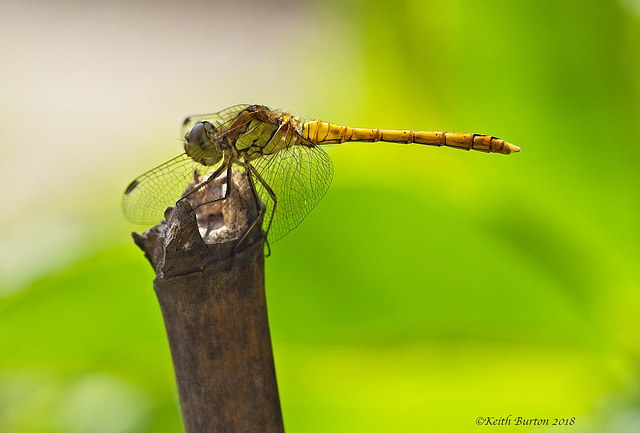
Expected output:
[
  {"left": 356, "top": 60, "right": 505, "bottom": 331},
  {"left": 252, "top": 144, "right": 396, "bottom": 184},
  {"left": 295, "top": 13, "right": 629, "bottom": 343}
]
[{"left": 302, "top": 120, "right": 520, "bottom": 154}]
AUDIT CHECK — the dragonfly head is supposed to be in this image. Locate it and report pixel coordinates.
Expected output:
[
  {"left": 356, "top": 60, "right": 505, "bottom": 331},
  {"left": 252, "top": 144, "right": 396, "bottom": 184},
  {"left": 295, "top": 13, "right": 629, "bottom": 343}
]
[{"left": 184, "top": 121, "right": 223, "bottom": 166}]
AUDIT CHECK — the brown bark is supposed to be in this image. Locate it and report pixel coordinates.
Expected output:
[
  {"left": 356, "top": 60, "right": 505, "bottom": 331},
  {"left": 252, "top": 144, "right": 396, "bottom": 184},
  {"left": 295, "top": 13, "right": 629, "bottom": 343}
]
[{"left": 132, "top": 171, "right": 283, "bottom": 433}]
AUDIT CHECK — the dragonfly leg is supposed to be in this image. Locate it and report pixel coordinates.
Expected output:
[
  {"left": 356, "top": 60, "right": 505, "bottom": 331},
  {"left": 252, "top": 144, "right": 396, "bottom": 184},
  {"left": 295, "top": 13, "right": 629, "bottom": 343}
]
[
  {"left": 179, "top": 163, "right": 229, "bottom": 207},
  {"left": 233, "top": 162, "right": 274, "bottom": 256},
  {"left": 178, "top": 164, "right": 235, "bottom": 244},
  {"left": 233, "top": 119, "right": 289, "bottom": 254},
  {"left": 249, "top": 163, "right": 277, "bottom": 238}
]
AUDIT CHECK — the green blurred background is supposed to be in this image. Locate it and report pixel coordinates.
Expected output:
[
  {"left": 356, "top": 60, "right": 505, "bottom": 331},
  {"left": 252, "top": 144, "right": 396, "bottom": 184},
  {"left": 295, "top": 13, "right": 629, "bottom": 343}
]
[{"left": 1, "top": 0, "right": 639, "bottom": 431}]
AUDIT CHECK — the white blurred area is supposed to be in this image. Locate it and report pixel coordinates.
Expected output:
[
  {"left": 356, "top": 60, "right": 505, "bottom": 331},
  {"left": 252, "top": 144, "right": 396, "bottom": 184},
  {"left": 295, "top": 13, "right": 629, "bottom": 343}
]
[{"left": 0, "top": 0, "right": 364, "bottom": 292}]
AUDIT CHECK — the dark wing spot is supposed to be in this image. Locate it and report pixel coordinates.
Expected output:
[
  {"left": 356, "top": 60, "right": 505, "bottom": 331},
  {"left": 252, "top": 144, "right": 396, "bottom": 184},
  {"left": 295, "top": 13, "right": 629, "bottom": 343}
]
[{"left": 124, "top": 179, "right": 139, "bottom": 195}]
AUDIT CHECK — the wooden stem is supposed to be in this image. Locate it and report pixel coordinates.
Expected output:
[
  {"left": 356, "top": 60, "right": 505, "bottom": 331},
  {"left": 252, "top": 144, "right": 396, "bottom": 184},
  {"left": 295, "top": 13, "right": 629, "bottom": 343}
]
[{"left": 132, "top": 172, "right": 283, "bottom": 433}]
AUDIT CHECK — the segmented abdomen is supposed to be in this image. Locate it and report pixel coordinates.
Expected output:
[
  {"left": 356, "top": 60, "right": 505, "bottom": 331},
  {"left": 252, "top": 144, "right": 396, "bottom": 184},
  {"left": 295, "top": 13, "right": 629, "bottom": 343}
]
[{"left": 302, "top": 120, "right": 519, "bottom": 154}]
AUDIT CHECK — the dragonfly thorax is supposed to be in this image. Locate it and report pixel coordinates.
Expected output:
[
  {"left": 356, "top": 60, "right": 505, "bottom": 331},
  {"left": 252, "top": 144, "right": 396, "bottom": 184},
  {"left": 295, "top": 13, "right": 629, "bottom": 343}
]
[{"left": 184, "top": 121, "right": 224, "bottom": 166}]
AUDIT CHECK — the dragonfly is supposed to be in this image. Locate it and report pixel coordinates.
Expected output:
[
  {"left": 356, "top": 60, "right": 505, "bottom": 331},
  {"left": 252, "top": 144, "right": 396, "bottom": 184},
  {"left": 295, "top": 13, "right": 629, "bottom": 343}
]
[{"left": 123, "top": 104, "right": 519, "bottom": 244}]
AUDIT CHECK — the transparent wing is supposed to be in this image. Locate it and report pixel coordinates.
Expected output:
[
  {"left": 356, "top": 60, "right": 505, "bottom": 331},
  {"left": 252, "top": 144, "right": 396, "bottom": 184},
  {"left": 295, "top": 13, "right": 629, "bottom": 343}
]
[
  {"left": 122, "top": 153, "right": 214, "bottom": 224},
  {"left": 250, "top": 142, "right": 334, "bottom": 243},
  {"left": 181, "top": 104, "right": 251, "bottom": 137}
]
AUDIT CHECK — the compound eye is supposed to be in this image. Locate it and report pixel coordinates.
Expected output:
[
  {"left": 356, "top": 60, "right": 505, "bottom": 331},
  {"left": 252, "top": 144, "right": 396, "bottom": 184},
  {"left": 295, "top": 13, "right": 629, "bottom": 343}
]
[{"left": 186, "top": 122, "right": 206, "bottom": 147}]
